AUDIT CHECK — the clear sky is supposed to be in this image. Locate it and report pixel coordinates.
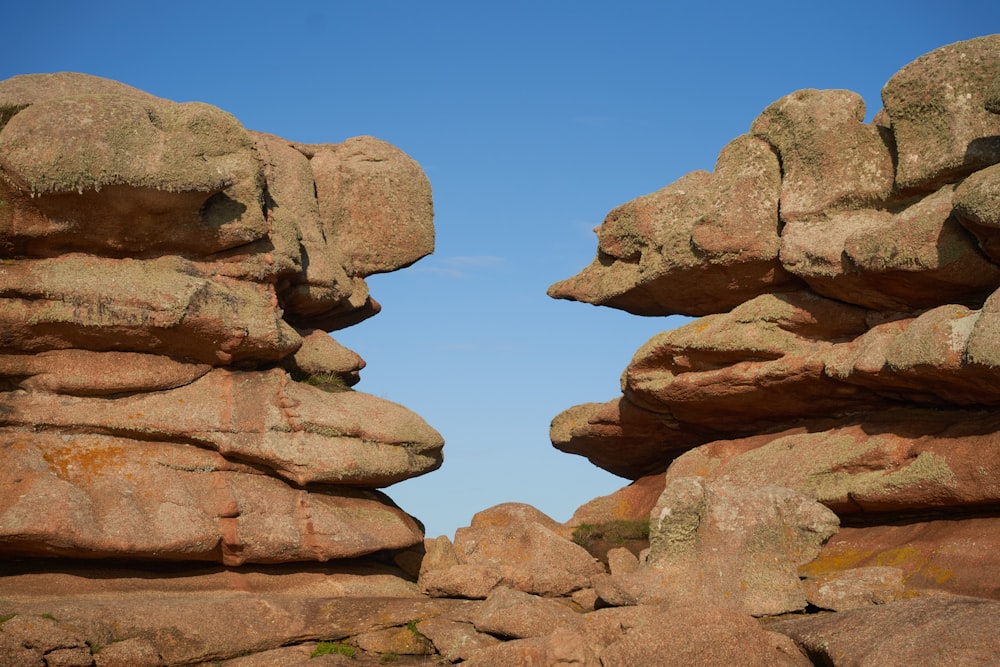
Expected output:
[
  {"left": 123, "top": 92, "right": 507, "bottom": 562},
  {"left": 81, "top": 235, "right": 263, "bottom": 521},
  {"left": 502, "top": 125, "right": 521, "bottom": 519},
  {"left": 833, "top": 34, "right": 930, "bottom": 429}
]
[{"left": 5, "top": 2, "right": 997, "bottom": 538}]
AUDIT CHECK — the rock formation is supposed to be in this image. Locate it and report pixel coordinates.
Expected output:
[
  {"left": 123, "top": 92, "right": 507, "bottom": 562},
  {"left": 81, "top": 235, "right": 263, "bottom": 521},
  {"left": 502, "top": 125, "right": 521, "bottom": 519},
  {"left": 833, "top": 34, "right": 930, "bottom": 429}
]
[
  {"left": 546, "top": 32, "right": 1000, "bottom": 659},
  {"left": 0, "top": 73, "right": 443, "bottom": 568},
  {"left": 4, "top": 35, "right": 1000, "bottom": 666}
]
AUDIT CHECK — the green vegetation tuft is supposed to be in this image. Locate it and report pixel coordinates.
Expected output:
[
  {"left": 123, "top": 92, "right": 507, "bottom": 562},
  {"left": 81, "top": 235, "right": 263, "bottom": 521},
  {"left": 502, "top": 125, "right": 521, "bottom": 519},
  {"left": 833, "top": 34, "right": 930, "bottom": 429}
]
[
  {"left": 406, "top": 618, "right": 432, "bottom": 648},
  {"left": 311, "top": 641, "right": 356, "bottom": 658},
  {"left": 380, "top": 653, "right": 398, "bottom": 663},
  {"left": 292, "top": 370, "right": 353, "bottom": 393},
  {"left": 0, "top": 614, "right": 15, "bottom": 624},
  {"left": 39, "top": 613, "right": 57, "bottom": 621}
]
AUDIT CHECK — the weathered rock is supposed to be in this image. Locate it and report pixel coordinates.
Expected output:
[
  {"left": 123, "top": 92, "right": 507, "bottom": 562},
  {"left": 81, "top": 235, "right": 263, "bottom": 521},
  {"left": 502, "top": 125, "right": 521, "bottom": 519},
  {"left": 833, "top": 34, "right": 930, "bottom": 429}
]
[
  {"left": 283, "top": 328, "right": 365, "bottom": 388},
  {"left": 824, "top": 303, "right": 1000, "bottom": 405},
  {"left": 570, "top": 588, "right": 599, "bottom": 611},
  {"left": 216, "top": 643, "right": 346, "bottom": 667},
  {"left": 771, "top": 595, "right": 1000, "bottom": 666},
  {"left": 0, "top": 74, "right": 254, "bottom": 198},
  {"left": 471, "top": 587, "right": 582, "bottom": 639},
  {"left": 802, "top": 566, "right": 905, "bottom": 611},
  {"left": 0, "top": 72, "right": 440, "bottom": 576},
  {"left": 600, "top": 605, "right": 811, "bottom": 667},
  {"left": 601, "top": 548, "right": 638, "bottom": 578},
  {"left": 565, "top": 473, "right": 665, "bottom": 527},
  {"left": 449, "top": 515, "right": 605, "bottom": 597},
  {"left": 306, "top": 136, "right": 435, "bottom": 278},
  {"left": 92, "top": 638, "right": 163, "bottom": 667},
  {"left": 0, "top": 579, "right": 476, "bottom": 666},
  {"left": 250, "top": 132, "right": 355, "bottom": 324},
  {"left": 882, "top": 35, "right": 1000, "bottom": 190},
  {"left": 352, "top": 625, "right": 435, "bottom": 656},
  {"left": 0, "top": 255, "right": 301, "bottom": 365},
  {"left": 468, "top": 502, "right": 565, "bottom": 533},
  {"left": 413, "top": 617, "right": 500, "bottom": 663},
  {"left": 0, "top": 349, "right": 211, "bottom": 396},
  {"left": 954, "top": 162, "right": 1000, "bottom": 262},
  {"left": 0, "top": 434, "right": 426, "bottom": 563},
  {"left": 419, "top": 563, "right": 505, "bottom": 599},
  {"left": 623, "top": 291, "right": 879, "bottom": 432},
  {"left": 779, "top": 188, "right": 1000, "bottom": 310},
  {"left": 0, "top": 614, "right": 91, "bottom": 667},
  {"left": 750, "top": 88, "right": 894, "bottom": 220},
  {"left": 2, "top": 368, "right": 443, "bottom": 488},
  {"left": 418, "top": 535, "right": 460, "bottom": 578},
  {"left": 549, "top": 33, "right": 1000, "bottom": 667},
  {"left": 463, "top": 627, "right": 602, "bottom": 667},
  {"left": 802, "top": 516, "right": 1000, "bottom": 600},
  {"left": 421, "top": 505, "right": 605, "bottom": 598},
  {"left": 548, "top": 134, "right": 796, "bottom": 317},
  {"left": 594, "top": 478, "right": 839, "bottom": 616},
  {"left": 550, "top": 397, "right": 703, "bottom": 479},
  {"left": 665, "top": 410, "right": 1000, "bottom": 515}
]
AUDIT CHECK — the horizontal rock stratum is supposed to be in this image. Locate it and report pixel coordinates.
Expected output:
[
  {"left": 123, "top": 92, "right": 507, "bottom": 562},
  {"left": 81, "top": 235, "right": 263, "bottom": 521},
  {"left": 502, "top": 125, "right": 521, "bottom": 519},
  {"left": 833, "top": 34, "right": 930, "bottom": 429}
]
[
  {"left": 552, "top": 34, "right": 1000, "bottom": 613},
  {"left": 0, "top": 73, "right": 442, "bottom": 564}
]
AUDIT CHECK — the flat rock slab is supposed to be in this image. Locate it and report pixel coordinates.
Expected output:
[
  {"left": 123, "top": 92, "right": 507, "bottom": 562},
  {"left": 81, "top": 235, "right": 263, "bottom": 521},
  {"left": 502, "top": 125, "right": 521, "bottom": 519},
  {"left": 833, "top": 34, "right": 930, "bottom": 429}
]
[
  {"left": 770, "top": 595, "right": 1000, "bottom": 666},
  {"left": 0, "top": 569, "right": 479, "bottom": 665}
]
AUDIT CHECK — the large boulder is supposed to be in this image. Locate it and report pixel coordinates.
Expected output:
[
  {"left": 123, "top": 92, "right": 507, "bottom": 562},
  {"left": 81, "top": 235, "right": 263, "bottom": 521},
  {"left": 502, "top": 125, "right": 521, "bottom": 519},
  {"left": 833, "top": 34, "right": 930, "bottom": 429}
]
[
  {"left": 771, "top": 596, "right": 1000, "bottom": 666},
  {"left": 881, "top": 34, "right": 1000, "bottom": 190},
  {"left": 420, "top": 505, "right": 604, "bottom": 598},
  {"left": 550, "top": 35, "right": 1000, "bottom": 628},
  {"left": 593, "top": 478, "right": 839, "bottom": 616},
  {"left": 0, "top": 73, "right": 439, "bottom": 568}
]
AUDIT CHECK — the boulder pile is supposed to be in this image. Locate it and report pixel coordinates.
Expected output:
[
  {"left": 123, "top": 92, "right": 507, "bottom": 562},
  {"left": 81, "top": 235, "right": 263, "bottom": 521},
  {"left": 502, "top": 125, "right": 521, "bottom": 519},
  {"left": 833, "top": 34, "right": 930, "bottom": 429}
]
[{"left": 3, "top": 35, "right": 1000, "bottom": 666}]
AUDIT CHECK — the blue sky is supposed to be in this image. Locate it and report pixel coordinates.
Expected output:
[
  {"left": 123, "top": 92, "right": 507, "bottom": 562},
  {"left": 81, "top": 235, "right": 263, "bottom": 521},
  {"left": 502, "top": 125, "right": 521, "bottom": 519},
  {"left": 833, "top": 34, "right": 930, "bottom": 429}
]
[{"left": 6, "top": 2, "right": 997, "bottom": 538}]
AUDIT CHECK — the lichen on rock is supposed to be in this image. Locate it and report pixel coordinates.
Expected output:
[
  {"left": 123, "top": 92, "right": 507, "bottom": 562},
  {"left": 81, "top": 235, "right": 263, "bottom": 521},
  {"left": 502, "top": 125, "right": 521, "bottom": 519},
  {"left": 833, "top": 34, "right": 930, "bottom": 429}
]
[{"left": 0, "top": 72, "right": 441, "bottom": 565}]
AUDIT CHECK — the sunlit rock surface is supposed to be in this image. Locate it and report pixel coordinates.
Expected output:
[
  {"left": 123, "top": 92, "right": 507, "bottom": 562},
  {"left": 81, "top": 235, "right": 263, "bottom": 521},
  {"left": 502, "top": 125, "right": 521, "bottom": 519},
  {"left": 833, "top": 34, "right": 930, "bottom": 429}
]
[
  {"left": 0, "top": 73, "right": 441, "bottom": 564},
  {"left": 551, "top": 35, "right": 1000, "bottom": 612}
]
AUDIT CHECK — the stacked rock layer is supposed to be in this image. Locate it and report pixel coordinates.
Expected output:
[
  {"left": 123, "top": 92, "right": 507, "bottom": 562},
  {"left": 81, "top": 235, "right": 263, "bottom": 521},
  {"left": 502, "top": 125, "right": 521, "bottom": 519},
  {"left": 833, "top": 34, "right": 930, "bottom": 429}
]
[
  {"left": 551, "top": 35, "right": 1000, "bottom": 604},
  {"left": 0, "top": 73, "right": 443, "bottom": 565}
]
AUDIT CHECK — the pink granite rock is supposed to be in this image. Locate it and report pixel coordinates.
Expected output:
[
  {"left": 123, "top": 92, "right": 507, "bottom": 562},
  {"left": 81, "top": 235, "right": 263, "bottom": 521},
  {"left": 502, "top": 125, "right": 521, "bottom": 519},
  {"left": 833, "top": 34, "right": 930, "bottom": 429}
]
[
  {"left": 463, "top": 627, "right": 602, "bottom": 667},
  {"left": 0, "top": 72, "right": 439, "bottom": 567},
  {"left": 548, "top": 134, "right": 796, "bottom": 317},
  {"left": 750, "top": 88, "right": 894, "bottom": 220},
  {"left": 471, "top": 587, "right": 582, "bottom": 639},
  {"left": 802, "top": 566, "right": 905, "bottom": 611},
  {"left": 595, "top": 478, "right": 838, "bottom": 616},
  {"left": 881, "top": 34, "right": 1000, "bottom": 190},
  {"left": 665, "top": 410, "right": 1000, "bottom": 515},
  {"left": 771, "top": 596, "right": 1000, "bottom": 666},
  {"left": 422, "top": 506, "right": 604, "bottom": 598},
  {"left": 600, "top": 605, "right": 811, "bottom": 667},
  {"left": 551, "top": 47, "right": 1000, "bottom": 626}
]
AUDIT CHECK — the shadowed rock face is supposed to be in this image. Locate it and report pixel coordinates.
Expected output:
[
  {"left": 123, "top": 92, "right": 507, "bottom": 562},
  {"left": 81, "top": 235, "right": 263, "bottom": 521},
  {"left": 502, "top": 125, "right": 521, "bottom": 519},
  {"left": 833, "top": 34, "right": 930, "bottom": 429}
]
[
  {"left": 0, "top": 73, "right": 441, "bottom": 564},
  {"left": 551, "top": 35, "right": 1000, "bottom": 605}
]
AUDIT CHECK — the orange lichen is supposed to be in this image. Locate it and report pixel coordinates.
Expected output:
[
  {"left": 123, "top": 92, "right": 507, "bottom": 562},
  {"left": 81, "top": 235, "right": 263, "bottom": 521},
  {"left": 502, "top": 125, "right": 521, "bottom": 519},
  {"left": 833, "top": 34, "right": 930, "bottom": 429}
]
[{"left": 41, "top": 442, "right": 129, "bottom": 481}]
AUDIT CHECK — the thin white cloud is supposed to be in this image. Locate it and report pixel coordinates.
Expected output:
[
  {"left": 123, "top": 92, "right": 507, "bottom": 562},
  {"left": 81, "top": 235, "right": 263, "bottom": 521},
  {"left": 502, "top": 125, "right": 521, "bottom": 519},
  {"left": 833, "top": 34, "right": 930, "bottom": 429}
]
[
  {"left": 412, "top": 255, "right": 506, "bottom": 278},
  {"left": 442, "top": 255, "right": 506, "bottom": 268}
]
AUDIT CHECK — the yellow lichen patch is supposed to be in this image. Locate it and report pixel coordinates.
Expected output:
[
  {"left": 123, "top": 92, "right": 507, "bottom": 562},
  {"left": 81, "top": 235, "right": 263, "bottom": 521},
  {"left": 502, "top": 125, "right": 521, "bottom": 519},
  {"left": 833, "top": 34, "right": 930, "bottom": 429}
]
[
  {"left": 920, "top": 564, "right": 956, "bottom": 585},
  {"left": 804, "top": 540, "right": 958, "bottom": 590},
  {"left": 799, "top": 545, "right": 875, "bottom": 578},
  {"left": 41, "top": 441, "right": 129, "bottom": 481},
  {"left": 873, "top": 545, "right": 929, "bottom": 572}
]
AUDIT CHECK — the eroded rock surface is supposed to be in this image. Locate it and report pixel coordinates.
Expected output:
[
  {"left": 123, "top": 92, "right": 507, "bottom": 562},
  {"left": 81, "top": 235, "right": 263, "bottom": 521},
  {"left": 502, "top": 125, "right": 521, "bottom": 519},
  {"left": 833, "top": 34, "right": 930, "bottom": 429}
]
[
  {"left": 0, "top": 72, "right": 440, "bottom": 567},
  {"left": 549, "top": 33, "right": 1000, "bottom": 661},
  {"left": 6, "top": 36, "right": 1000, "bottom": 666}
]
